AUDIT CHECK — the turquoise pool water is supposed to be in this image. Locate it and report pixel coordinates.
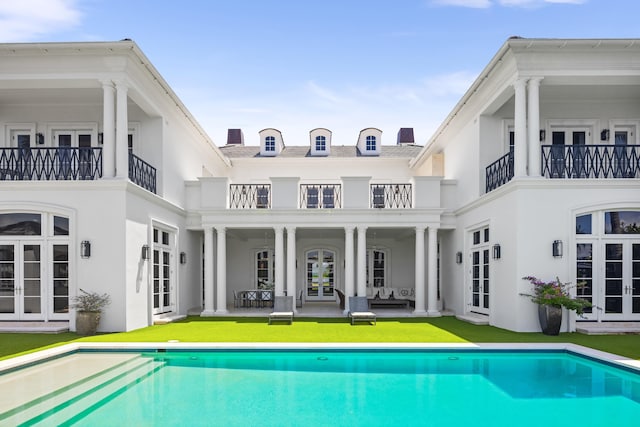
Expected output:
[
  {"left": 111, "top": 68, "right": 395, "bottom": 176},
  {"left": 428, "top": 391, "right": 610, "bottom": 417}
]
[{"left": 6, "top": 349, "right": 640, "bottom": 426}]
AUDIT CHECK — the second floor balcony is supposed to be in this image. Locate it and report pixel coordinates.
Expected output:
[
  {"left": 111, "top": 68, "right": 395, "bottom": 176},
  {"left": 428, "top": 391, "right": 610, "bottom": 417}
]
[
  {"left": 486, "top": 144, "right": 640, "bottom": 192},
  {"left": 0, "top": 147, "right": 157, "bottom": 194}
]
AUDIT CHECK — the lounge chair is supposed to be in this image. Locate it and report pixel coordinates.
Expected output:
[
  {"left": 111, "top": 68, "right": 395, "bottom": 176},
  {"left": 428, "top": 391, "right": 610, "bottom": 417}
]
[
  {"left": 269, "top": 296, "right": 294, "bottom": 325},
  {"left": 348, "top": 296, "right": 376, "bottom": 325}
]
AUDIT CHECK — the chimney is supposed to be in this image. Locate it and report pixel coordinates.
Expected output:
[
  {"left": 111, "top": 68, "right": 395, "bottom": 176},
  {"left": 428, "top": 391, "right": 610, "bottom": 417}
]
[
  {"left": 227, "top": 129, "right": 244, "bottom": 145},
  {"left": 397, "top": 128, "right": 414, "bottom": 145}
]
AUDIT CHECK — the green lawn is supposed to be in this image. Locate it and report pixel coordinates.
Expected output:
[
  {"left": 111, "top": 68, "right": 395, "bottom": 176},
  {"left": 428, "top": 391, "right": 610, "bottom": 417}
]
[{"left": 2, "top": 316, "right": 639, "bottom": 361}]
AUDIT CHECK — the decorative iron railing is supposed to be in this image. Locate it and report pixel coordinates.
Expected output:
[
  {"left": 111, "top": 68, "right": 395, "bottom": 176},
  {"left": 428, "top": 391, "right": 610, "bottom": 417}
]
[
  {"left": 230, "top": 184, "right": 271, "bottom": 209},
  {"left": 0, "top": 147, "right": 102, "bottom": 181},
  {"left": 485, "top": 150, "right": 514, "bottom": 193},
  {"left": 541, "top": 144, "right": 640, "bottom": 179},
  {"left": 128, "top": 152, "right": 157, "bottom": 194},
  {"left": 300, "top": 184, "right": 341, "bottom": 209},
  {"left": 370, "top": 184, "right": 412, "bottom": 208}
]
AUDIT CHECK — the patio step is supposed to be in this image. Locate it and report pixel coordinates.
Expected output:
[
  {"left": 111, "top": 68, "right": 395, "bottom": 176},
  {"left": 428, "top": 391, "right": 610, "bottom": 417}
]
[
  {"left": 456, "top": 314, "right": 490, "bottom": 325},
  {"left": 0, "top": 354, "right": 164, "bottom": 426}
]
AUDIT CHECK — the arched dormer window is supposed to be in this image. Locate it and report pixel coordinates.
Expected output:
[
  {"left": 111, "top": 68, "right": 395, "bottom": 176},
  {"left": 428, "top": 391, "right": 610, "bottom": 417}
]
[
  {"left": 315, "top": 136, "right": 326, "bottom": 151},
  {"left": 366, "top": 135, "right": 377, "bottom": 151},
  {"left": 265, "top": 136, "right": 276, "bottom": 152},
  {"left": 309, "top": 128, "right": 332, "bottom": 156}
]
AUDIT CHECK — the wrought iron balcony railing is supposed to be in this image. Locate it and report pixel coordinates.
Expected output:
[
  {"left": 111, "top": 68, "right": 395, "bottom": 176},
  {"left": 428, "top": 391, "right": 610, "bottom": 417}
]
[
  {"left": 485, "top": 150, "right": 514, "bottom": 193},
  {"left": 370, "top": 184, "right": 412, "bottom": 208},
  {"left": 0, "top": 147, "right": 102, "bottom": 181},
  {"left": 541, "top": 144, "right": 640, "bottom": 179},
  {"left": 300, "top": 184, "right": 341, "bottom": 209},
  {"left": 230, "top": 184, "right": 271, "bottom": 209},
  {"left": 128, "top": 152, "right": 157, "bottom": 193}
]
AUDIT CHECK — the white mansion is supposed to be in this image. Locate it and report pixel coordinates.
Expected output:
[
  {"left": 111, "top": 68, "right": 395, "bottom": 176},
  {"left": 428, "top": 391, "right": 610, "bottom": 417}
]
[{"left": 0, "top": 38, "right": 638, "bottom": 333}]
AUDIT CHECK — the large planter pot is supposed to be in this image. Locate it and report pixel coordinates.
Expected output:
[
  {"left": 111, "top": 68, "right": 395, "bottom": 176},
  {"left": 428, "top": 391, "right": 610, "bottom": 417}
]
[
  {"left": 538, "top": 305, "right": 562, "bottom": 336},
  {"left": 76, "top": 311, "right": 101, "bottom": 336}
]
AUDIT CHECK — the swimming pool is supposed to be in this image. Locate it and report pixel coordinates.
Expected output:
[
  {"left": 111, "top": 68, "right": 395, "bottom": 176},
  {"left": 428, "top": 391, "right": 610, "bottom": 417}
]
[{"left": 1, "top": 343, "right": 639, "bottom": 426}]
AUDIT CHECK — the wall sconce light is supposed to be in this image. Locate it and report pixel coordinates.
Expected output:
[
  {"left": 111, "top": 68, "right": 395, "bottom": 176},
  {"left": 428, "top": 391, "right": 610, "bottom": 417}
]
[
  {"left": 552, "top": 240, "right": 563, "bottom": 258},
  {"left": 141, "top": 244, "right": 150, "bottom": 261},
  {"left": 98, "top": 132, "right": 104, "bottom": 144},
  {"left": 539, "top": 129, "right": 546, "bottom": 141},
  {"left": 179, "top": 252, "right": 187, "bottom": 264},
  {"left": 600, "top": 129, "right": 610, "bottom": 141},
  {"left": 80, "top": 240, "right": 91, "bottom": 258},
  {"left": 36, "top": 133, "right": 45, "bottom": 145},
  {"left": 456, "top": 251, "right": 463, "bottom": 264},
  {"left": 492, "top": 244, "right": 501, "bottom": 260}
]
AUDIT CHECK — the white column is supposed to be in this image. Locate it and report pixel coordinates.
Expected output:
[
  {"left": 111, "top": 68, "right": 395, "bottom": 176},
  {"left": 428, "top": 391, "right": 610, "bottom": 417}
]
[
  {"left": 344, "top": 226, "right": 355, "bottom": 314},
  {"left": 527, "top": 77, "right": 542, "bottom": 177},
  {"left": 426, "top": 227, "right": 441, "bottom": 317},
  {"left": 356, "top": 226, "right": 367, "bottom": 297},
  {"left": 286, "top": 227, "right": 297, "bottom": 310},
  {"left": 201, "top": 228, "right": 215, "bottom": 316},
  {"left": 414, "top": 226, "right": 426, "bottom": 314},
  {"left": 101, "top": 81, "right": 115, "bottom": 178},
  {"left": 215, "top": 227, "right": 228, "bottom": 314},
  {"left": 115, "top": 81, "right": 129, "bottom": 179},
  {"left": 274, "top": 226, "right": 285, "bottom": 296},
  {"left": 514, "top": 78, "right": 528, "bottom": 178}
]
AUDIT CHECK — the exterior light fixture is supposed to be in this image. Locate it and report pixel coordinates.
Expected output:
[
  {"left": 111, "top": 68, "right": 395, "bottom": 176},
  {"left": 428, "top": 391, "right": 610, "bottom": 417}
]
[
  {"left": 36, "top": 133, "right": 45, "bottom": 145},
  {"left": 552, "top": 240, "right": 563, "bottom": 258},
  {"left": 98, "top": 132, "right": 104, "bottom": 144},
  {"left": 180, "top": 252, "right": 187, "bottom": 264},
  {"left": 80, "top": 240, "right": 91, "bottom": 258},
  {"left": 539, "top": 129, "right": 546, "bottom": 141},
  {"left": 141, "top": 244, "right": 150, "bottom": 261},
  {"left": 492, "top": 244, "right": 501, "bottom": 260},
  {"left": 600, "top": 129, "right": 610, "bottom": 141},
  {"left": 456, "top": 251, "right": 463, "bottom": 264}
]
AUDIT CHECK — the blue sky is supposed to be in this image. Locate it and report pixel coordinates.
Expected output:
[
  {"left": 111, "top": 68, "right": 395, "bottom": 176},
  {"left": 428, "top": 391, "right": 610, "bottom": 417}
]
[{"left": 1, "top": 0, "right": 639, "bottom": 146}]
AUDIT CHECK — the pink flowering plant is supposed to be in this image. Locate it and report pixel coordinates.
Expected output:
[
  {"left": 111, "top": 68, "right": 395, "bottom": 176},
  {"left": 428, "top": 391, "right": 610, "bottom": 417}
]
[{"left": 522, "top": 276, "right": 592, "bottom": 315}]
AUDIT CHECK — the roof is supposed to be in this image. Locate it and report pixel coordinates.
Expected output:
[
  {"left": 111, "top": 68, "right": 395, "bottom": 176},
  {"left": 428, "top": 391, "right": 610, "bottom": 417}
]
[{"left": 219, "top": 144, "right": 423, "bottom": 159}]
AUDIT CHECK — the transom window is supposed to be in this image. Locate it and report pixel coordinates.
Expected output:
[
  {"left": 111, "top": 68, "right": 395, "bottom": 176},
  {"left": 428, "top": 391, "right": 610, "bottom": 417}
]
[
  {"left": 265, "top": 136, "right": 275, "bottom": 152},
  {"left": 604, "top": 211, "right": 640, "bottom": 234},
  {"left": 366, "top": 135, "right": 376, "bottom": 151},
  {"left": 315, "top": 136, "right": 326, "bottom": 151},
  {"left": 0, "top": 213, "right": 42, "bottom": 236}
]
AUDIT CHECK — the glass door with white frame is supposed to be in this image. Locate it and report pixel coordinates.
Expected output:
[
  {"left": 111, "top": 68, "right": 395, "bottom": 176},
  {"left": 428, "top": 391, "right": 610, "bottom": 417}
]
[
  {"left": 306, "top": 250, "right": 335, "bottom": 301},
  {"left": 0, "top": 242, "right": 43, "bottom": 320},
  {"left": 152, "top": 228, "right": 175, "bottom": 315},
  {"left": 469, "top": 228, "right": 490, "bottom": 315},
  {"left": 603, "top": 242, "right": 640, "bottom": 320},
  {"left": 550, "top": 128, "right": 588, "bottom": 178}
]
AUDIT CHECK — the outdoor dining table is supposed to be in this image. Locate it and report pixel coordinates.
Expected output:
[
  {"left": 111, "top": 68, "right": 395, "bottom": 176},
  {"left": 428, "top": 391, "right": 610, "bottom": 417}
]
[{"left": 236, "top": 289, "right": 273, "bottom": 308}]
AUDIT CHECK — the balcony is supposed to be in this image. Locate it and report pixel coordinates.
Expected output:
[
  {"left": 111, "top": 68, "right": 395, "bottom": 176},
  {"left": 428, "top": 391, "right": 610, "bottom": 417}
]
[
  {"left": 0, "top": 147, "right": 102, "bottom": 181},
  {"left": 485, "top": 145, "right": 640, "bottom": 192},
  {"left": 370, "top": 184, "right": 412, "bottom": 208},
  {"left": 230, "top": 184, "right": 271, "bottom": 209},
  {"left": 300, "top": 184, "right": 341, "bottom": 209},
  {"left": 541, "top": 144, "right": 639, "bottom": 179},
  {"left": 128, "top": 152, "right": 157, "bottom": 194},
  {"left": 485, "top": 150, "right": 514, "bottom": 193}
]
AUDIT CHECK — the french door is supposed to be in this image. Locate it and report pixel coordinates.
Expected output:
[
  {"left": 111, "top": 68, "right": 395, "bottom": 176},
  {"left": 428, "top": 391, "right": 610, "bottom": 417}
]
[
  {"left": 550, "top": 129, "right": 588, "bottom": 178},
  {"left": 602, "top": 242, "right": 640, "bottom": 320},
  {"left": 0, "top": 242, "right": 43, "bottom": 320},
  {"left": 306, "top": 249, "right": 335, "bottom": 301},
  {"left": 152, "top": 228, "right": 175, "bottom": 314},
  {"left": 53, "top": 130, "right": 93, "bottom": 179}
]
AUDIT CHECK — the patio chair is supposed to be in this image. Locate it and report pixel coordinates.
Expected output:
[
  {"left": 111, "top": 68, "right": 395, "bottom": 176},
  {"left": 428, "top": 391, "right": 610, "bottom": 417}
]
[
  {"left": 269, "top": 296, "right": 294, "bottom": 325},
  {"left": 348, "top": 296, "right": 376, "bottom": 325}
]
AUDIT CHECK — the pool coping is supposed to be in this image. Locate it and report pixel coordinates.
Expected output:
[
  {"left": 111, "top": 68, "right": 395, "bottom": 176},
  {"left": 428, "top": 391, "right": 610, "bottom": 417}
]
[{"left": 2, "top": 342, "right": 640, "bottom": 375}]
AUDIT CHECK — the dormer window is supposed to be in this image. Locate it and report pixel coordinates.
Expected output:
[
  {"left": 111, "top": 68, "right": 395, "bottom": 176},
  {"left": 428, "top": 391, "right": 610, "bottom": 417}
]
[
  {"left": 357, "top": 128, "right": 382, "bottom": 156},
  {"left": 366, "top": 135, "right": 376, "bottom": 151},
  {"left": 259, "top": 129, "right": 284, "bottom": 156},
  {"left": 265, "top": 136, "right": 275, "bottom": 152},
  {"left": 309, "top": 128, "right": 332, "bottom": 156}
]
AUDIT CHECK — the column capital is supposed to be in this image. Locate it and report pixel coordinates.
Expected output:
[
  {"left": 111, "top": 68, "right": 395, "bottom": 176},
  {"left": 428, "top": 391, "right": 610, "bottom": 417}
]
[
  {"left": 100, "top": 79, "right": 115, "bottom": 89},
  {"left": 513, "top": 78, "right": 528, "bottom": 89},
  {"left": 528, "top": 76, "right": 543, "bottom": 87},
  {"left": 113, "top": 79, "right": 129, "bottom": 91},
  {"left": 415, "top": 225, "right": 426, "bottom": 233},
  {"left": 286, "top": 226, "right": 296, "bottom": 234},
  {"left": 273, "top": 225, "right": 284, "bottom": 233},
  {"left": 344, "top": 225, "right": 355, "bottom": 233},
  {"left": 215, "top": 226, "right": 226, "bottom": 234}
]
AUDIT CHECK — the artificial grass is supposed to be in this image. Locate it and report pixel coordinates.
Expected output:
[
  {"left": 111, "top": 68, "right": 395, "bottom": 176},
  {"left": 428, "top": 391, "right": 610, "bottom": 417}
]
[{"left": 1, "top": 316, "right": 639, "bottom": 361}]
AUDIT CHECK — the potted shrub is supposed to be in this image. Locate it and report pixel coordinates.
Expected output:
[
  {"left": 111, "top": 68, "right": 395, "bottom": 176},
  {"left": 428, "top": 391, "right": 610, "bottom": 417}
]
[
  {"left": 521, "top": 276, "right": 592, "bottom": 335},
  {"left": 71, "top": 289, "right": 111, "bottom": 335}
]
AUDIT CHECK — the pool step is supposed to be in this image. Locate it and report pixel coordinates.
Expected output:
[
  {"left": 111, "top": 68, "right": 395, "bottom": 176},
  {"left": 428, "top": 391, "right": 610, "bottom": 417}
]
[{"left": 0, "top": 355, "right": 164, "bottom": 426}]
